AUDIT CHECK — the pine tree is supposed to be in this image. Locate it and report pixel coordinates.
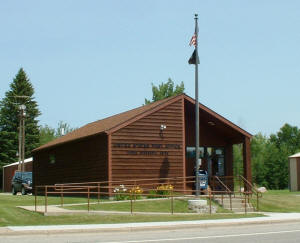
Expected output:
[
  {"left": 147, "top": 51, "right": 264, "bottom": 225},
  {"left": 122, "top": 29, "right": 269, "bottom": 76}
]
[{"left": 0, "top": 68, "right": 40, "bottom": 173}]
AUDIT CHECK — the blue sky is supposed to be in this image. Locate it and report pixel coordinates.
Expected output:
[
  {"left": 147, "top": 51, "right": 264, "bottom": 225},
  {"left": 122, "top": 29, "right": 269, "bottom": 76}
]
[{"left": 1, "top": 0, "right": 299, "bottom": 136}]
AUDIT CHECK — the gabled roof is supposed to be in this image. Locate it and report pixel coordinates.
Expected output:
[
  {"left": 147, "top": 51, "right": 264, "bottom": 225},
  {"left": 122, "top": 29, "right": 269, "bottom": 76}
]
[
  {"left": 34, "top": 94, "right": 252, "bottom": 152},
  {"left": 289, "top": 152, "right": 300, "bottom": 158},
  {"left": 184, "top": 95, "right": 252, "bottom": 139},
  {"left": 3, "top": 157, "right": 33, "bottom": 168},
  {"left": 33, "top": 95, "right": 182, "bottom": 152}
]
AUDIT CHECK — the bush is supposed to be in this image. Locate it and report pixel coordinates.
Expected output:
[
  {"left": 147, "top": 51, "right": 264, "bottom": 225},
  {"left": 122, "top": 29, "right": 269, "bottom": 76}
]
[
  {"left": 113, "top": 185, "right": 144, "bottom": 200},
  {"left": 129, "top": 186, "right": 143, "bottom": 200},
  {"left": 113, "top": 185, "right": 129, "bottom": 201},
  {"left": 147, "top": 184, "right": 174, "bottom": 198}
]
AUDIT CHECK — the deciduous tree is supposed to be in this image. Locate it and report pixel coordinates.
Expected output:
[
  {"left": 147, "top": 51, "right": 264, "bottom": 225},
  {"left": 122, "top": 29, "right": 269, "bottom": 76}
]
[{"left": 144, "top": 78, "right": 184, "bottom": 104}]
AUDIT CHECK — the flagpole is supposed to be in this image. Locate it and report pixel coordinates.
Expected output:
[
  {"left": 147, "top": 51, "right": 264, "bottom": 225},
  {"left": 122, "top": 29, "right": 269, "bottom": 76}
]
[{"left": 194, "top": 13, "right": 200, "bottom": 196}]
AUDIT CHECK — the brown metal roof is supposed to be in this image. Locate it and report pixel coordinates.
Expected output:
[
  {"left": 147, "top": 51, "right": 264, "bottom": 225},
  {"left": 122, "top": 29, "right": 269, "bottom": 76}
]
[
  {"left": 33, "top": 95, "right": 180, "bottom": 152},
  {"left": 34, "top": 94, "right": 251, "bottom": 152}
]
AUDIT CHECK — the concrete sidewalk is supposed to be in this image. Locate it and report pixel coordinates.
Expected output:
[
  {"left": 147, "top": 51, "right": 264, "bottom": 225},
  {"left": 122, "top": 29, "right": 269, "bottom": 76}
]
[{"left": 1, "top": 213, "right": 300, "bottom": 235}]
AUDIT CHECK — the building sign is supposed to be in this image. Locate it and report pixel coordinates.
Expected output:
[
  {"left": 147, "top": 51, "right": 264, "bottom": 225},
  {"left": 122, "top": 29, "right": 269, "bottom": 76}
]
[{"left": 113, "top": 143, "right": 181, "bottom": 156}]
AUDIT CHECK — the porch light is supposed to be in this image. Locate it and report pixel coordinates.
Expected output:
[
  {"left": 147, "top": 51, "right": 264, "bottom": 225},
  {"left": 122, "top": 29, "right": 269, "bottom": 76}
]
[{"left": 160, "top": 124, "right": 167, "bottom": 130}]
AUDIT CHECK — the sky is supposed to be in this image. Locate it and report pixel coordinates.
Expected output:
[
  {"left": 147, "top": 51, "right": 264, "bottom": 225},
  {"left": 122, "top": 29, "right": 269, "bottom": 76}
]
[{"left": 0, "top": 0, "right": 299, "bottom": 136}]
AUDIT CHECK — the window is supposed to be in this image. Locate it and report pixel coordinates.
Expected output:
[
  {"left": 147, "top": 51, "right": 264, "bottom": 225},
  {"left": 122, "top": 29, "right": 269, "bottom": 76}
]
[
  {"left": 186, "top": 147, "right": 205, "bottom": 158},
  {"left": 49, "top": 154, "right": 56, "bottom": 164}
]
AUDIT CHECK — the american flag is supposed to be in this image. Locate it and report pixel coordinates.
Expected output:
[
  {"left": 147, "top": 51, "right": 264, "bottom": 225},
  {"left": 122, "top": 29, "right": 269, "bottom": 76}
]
[{"left": 189, "top": 34, "right": 196, "bottom": 46}]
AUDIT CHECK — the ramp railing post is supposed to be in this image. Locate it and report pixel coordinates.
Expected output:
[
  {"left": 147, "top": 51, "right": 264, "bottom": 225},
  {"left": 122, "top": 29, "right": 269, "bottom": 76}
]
[
  {"left": 244, "top": 192, "right": 247, "bottom": 214},
  {"left": 209, "top": 191, "right": 212, "bottom": 214},
  {"left": 87, "top": 186, "right": 90, "bottom": 212},
  {"left": 257, "top": 193, "right": 259, "bottom": 211},
  {"left": 45, "top": 186, "right": 48, "bottom": 214},
  {"left": 97, "top": 183, "right": 100, "bottom": 204},
  {"left": 130, "top": 191, "right": 133, "bottom": 214},
  {"left": 229, "top": 193, "right": 232, "bottom": 211},
  {"left": 61, "top": 185, "right": 64, "bottom": 207},
  {"left": 171, "top": 190, "right": 174, "bottom": 215},
  {"left": 35, "top": 186, "right": 37, "bottom": 212}
]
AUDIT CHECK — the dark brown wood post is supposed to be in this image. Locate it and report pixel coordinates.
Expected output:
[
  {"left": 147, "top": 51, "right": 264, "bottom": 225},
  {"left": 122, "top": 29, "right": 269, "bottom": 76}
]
[
  {"left": 243, "top": 137, "right": 252, "bottom": 191},
  {"left": 107, "top": 134, "right": 112, "bottom": 197},
  {"left": 181, "top": 97, "right": 186, "bottom": 194}
]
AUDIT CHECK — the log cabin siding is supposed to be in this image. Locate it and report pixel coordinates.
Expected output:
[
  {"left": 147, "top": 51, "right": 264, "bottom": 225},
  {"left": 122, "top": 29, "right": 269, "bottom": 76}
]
[
  {"left": 33, "top": 134, "right": 108, "bottom": 186},
  {"left": 111, "top": 99, "right": 184, "bottom": 187}
]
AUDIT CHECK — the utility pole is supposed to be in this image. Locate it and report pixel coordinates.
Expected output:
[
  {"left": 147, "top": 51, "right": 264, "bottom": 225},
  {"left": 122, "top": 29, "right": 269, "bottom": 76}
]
[
  {"left": 18, "top": 104, "right": 26, "bottom": 172},
  {"left": 10, "top": 95, "right": 29, "bottom": 172}
]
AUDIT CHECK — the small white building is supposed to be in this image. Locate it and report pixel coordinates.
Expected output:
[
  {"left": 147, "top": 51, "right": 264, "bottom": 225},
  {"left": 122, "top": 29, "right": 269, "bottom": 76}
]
[
  {"left": 289, "top": 152, "right": 300, "bottom": 191},
  {"left": 2, "top": 158, "right": 33, "bottom": 193}
]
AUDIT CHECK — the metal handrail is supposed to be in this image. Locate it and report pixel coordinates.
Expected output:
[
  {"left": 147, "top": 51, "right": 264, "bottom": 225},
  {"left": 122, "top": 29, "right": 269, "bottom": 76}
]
[
  {"left": 238, "top": 175, "right": 262, "bottom": 211},
  {"left": 214, "top": 176, "right": 232, "bottom": 194},
  {"left": 239, "top": 175, "right": 262, "bottom": 196}
]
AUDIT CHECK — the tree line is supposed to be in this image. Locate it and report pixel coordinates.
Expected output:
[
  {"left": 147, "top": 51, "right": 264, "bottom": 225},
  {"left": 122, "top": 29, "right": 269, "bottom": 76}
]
[
  {"left": 0, "top": 70, "right": 299, "bottom": 190},
  {"left": 234, "top": 124, "right": 300, "bottom": 189}
]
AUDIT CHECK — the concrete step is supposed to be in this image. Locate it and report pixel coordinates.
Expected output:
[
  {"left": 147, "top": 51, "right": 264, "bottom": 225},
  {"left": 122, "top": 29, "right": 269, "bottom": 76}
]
[
  {"left": 214, "top": 199, "right": 249, "bottom": 205},
  {"left": 214, "top": 197, "right": 246, "bottom": 201},
  {"left": 217, "top": 203, "right": 251, "bottom": 208},
  {"left": 214, "top": 197, "right": 255, "bottom": 213}
]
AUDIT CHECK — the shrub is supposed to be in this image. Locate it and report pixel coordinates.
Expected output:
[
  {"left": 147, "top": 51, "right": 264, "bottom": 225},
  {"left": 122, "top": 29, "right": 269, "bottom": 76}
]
[
  {"left": 113, "top": 185, "right": 129, "bottom": 201},
  {"left": 147, "top": 184, "right": 174, "bottom": 198},
  {"left": 129, "top": 186, "right": 143, "bottom": 200},
  {"left": 157, "top": 184, "right": 174, "bottom": 195}
]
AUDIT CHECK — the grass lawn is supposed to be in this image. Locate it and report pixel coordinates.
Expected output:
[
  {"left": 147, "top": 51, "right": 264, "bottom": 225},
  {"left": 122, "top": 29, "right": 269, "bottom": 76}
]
[
  {"left": 64, "top": 198, "right": 230, "bottom": 213},
  {"left": 252, "top": 190, "right": 300, "bottom": 212},
  {"left": 0, "top": 193, "right": 263, "bottom": 226}
]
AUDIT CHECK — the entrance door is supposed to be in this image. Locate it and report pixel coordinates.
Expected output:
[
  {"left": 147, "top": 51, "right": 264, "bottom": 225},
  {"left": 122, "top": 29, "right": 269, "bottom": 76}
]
[{"left": 186, "top": 147, "right": 225, "bottom": 191}]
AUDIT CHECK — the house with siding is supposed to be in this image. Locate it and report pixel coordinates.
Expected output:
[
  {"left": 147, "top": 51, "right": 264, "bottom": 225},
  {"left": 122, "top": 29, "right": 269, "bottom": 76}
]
[{"left": 33, "top": 94, "right": 252, "bottom": 192}]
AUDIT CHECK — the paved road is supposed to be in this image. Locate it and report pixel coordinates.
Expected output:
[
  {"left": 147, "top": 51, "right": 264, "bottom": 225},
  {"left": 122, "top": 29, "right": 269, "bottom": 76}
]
[{"left": 1, "top": 221, "right": 300, "bottom": 243}]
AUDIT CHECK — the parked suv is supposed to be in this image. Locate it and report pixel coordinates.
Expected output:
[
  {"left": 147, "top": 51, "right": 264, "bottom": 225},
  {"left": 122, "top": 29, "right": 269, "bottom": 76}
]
[{"left": 11, "top": 171, "right": 32, "bottom": 195}]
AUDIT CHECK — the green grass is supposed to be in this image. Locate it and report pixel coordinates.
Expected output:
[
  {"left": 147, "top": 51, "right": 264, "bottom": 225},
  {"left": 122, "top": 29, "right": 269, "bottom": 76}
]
[
  {"left": 0, "top": 193, "right": 263, "bottom": 226},
  {"left": 64, "top": 198, "right": 229, "bottom": 213},
  {"left": 252, "top": 190, "right": 300, "bottom": 212}
]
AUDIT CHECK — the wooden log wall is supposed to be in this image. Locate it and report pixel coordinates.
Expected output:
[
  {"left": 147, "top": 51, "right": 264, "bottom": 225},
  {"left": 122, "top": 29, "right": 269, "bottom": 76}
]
[
  {"left": 33, "top": 133, "right": 108, "bottom": 187},
  {"left": 111, "top": 99, "right": 184, "bottom": 189}
]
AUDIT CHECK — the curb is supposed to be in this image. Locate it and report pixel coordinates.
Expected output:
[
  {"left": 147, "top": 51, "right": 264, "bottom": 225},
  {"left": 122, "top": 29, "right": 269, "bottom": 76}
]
[{"left": 2, "top": 213, "right": 300, "bottom": 235}]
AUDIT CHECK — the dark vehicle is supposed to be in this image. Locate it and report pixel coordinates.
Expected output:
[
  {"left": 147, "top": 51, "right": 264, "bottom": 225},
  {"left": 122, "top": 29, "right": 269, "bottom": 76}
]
[{"left": 11, "top": 171, "right": 32, "bottom": 195}]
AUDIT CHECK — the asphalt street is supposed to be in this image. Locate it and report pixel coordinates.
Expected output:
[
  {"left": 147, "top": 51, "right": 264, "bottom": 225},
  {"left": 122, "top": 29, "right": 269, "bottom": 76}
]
[{"left": 1, "top": 221, "right": 300, "bottom": 243}]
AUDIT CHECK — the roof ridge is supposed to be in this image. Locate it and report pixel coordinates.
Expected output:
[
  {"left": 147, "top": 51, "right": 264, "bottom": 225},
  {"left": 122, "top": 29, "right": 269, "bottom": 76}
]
[
  {"left": 87, "top": 95, "right": 175, "bottom": 128},
  {"left": 33, "top": 94, "right": 183, "bottom": 152},
  {"left": 105, "top": 94, "right": 183, "bottom": 133}
]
